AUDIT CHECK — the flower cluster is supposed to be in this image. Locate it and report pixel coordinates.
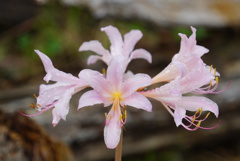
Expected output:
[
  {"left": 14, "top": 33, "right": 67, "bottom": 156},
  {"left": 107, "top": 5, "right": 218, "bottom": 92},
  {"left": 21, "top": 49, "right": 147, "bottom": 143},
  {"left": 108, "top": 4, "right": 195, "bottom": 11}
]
[{"left": 21, "top": 26, "right": 224, "bottom": 149}]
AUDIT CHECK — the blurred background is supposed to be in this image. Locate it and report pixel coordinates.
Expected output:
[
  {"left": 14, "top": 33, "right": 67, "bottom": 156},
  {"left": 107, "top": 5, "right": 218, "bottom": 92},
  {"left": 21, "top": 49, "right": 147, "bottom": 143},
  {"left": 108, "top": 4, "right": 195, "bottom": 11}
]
[{"left": 0, "top": 0, "right": 240, "bottom": 161}]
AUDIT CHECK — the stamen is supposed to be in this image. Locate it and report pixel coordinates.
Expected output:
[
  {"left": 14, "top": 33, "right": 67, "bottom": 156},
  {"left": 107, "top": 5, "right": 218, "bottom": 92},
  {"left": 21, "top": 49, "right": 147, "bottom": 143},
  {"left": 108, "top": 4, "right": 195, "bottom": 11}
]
[
  {"left": 196, "top": 120, "right": 202, "bottom": 128},
  {"left": 119, "top": 114, "right": 123, "bottom": 121},
  {"left": 209, "top": 81, "right": 212, "bottom": 87},
  {"left": 33, "top": 94, "right": 37, "bottom": 99},
  {"left": 29, "top": 103, "right": 36, "bottom": 109},
  {"left": 215, "top": 77, "right": 219, "bottom": 84},
  {"left": 214, "top": 68, "right": 217, "bottom": 76},
  {"left": 102, "top": 68, "right": 106, "bottom": 75},
  {"left": 191, "top": 115, "right": 196, "bottom": 123},
  {"left": 209, "top": 65, "right": 213, "bottom": 72}
]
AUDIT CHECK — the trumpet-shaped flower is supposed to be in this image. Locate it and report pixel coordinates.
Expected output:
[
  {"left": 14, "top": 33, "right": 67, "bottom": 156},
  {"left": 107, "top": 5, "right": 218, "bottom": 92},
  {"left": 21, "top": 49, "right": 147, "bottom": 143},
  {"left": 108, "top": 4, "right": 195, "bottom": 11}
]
[
  {"left": 20, "top": 50, "right": 88, "bottom": 126},
  {"left": 78, "top": 56, "right": 152, "bottom": 149},
  {"left": 143, "top": 28, "right": 222, "bottom": 130},
  {"left": 79, "top": 25, "right": 152, "bottom": 66},
  {"left": 151, "top": 27, "right": 210, "bottom": 84}
]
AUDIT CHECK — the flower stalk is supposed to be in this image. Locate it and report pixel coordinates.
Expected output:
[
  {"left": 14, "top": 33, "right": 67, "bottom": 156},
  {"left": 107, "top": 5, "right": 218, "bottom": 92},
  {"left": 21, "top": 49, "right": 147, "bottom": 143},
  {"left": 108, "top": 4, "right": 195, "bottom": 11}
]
[{"left": 115, "top": 129, "right": 123, "bottom": 161}]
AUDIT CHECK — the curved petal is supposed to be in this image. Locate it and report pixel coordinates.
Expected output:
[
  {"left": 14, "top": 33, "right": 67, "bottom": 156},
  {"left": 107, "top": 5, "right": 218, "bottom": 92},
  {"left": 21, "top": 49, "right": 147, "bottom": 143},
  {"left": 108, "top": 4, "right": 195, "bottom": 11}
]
[
  {"left": 174, "top": 96, "right": 219, "bottom": 117},
  {"left": 37, "top": 83, "right": 75, "bottom": 108},
  {"left": 123, "top": 30, "right": 142, "bottom": 57},
  {"left": 129, "top": 49, "right": 152, "bottom": 63},
  {"left": 123, "top": 70, "right": 134, "bottom": 81},
  {"left": 79, "top": 69, "right": 112, "bottom": 97},
  {"left": 106, "top": 56, "right": 126, "bottom": 90},
  {"left": 52, "top": 108, "right": 61, "bottom": 126},
  {"left": 79, "top": 40, "right": 110, "bottom": 56},
  {"left": 53, "top": 87, "right": 75, "bottom": 120},
  {"left": 104, "top": 104, "right": 122, "bottom": 149},
  {"left": 173, "top": 107, "right": 186, "bottom": 127},
  {"left": 179, "top": 64, "right": 214, "bottom": 94},
  {"left": 35, "top": 49, "right": 53, "bottom": 72},
  {"left": 35, "top": 50, "right": 84, "bottom": 84},
  {"left": 101, "top": 25, "right": 123, "bottom": 56},
  {"left": 121, "top": 73, "right": 151, "bottom": 98},
  {"left": 48, "top": 87, "right": 74, "bottom": 126},
  {"left": 78, "top": 90, "right": 108, "bottom": 109},
  {"left": 87, "top": 55, "right": 102, "bottom": 65},
  {"left": 194, "top": 45, "right": 209, "bottom": 57},
  {"left": 151, "top": 61, "right": 185, "bottom": 84},
  {"left": 121, "top": 92, "right": 152, "bottom": 112}
]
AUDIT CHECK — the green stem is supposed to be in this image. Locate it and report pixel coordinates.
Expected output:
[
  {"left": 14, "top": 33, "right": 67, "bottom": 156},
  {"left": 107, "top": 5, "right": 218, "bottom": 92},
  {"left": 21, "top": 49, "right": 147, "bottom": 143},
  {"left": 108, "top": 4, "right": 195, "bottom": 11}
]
[{"left": 115, "top": 130, "right": 123, "bottom": 161}]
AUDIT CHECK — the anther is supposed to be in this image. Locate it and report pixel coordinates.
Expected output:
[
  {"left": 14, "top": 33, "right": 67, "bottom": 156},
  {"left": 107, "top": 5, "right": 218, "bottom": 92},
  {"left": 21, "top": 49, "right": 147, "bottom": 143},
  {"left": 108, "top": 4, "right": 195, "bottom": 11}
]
[
  {"left": 196, "top": 120, "right": 202, "bottom": 128},
  {"left": 102, "top": 68, "right": 106, "bottom": 75},
  {"left": 119, "top": 114, "right": 123, "bottom": 121},
  {"left": 33, "top": 94, "right": 37, "bottom": 99},
  {"left": 215, "top": 77, "right": 219, "bottom": 84},
  {"left": 204, "top": 112, "right": 210, "bottom": 119},
  {"left": 29, "top": 103, "right": 36, "bottom": 109},
  {"left": 209, "top": 65, "right": 213, "bottom": 72},
  {"left": 214, "top": 68, "right": 217, "bottom": 76}
]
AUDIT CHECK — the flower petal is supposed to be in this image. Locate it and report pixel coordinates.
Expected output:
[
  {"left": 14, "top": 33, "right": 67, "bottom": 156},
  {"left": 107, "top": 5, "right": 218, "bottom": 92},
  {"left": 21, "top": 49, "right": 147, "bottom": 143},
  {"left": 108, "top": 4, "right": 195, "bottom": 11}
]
[
  {"left": 178, "top": 64, "right": 214, "bottom": 94},
  {"left": 52, "top": 108, "right": 61, "bottom": 126},
  {"left": 35, "top": 50, "right": 84, "bottom": 84},
  {"left": 129, "top": 49, "right": 152, "bottom": 63},
  {"left": 104, "top": 105, "right": 122, "bottom": 149},
  {"left": 53, "top": 87, "right": 75, "bottom": 120},
  {"left": 78, "top": 90, "right": 111, "bottom": 109},
  {"left": 101, "top": 25, "right": 123, "bottom": 56},
  {"left": 121, "top": 92, "right": 152, "bottom": 112},
  {"left": 37, "top": 82, "right": 75, "bottom": 108},
  {"left": 87, "top": 55, "right": 102, "bottom": 65},
  {"left": 121, "top": 73, "right": 151, "bottom": 98},
  {"left": 151, "top": 61, "right": 186, "bottom": 84},
  {"left": 106, "top": 56, "right": 126, "bottom": 90},
  {"left": 174, "top": 96, "right": 219, "bottom": 117},
  {"left": 173, "top": 107, "right": 186, "bottom": 127},
  {"left": 123, "top": 30, "right": 142, "bottom": 56},
  {"left": 79, "top": 69, "right": 112, "bottom": 97},
  {"left": 79, "top": 40, "right": 110, "bottom": 56}
]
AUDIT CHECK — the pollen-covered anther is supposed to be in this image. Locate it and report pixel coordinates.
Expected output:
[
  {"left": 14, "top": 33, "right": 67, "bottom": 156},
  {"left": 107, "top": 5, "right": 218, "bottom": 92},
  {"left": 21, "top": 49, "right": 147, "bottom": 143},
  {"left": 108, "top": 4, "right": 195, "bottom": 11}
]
[
  {"left": 102, "top": 68, "right": 106, "bottom": 75},
  {"left": 215, "top": 77, "right": 219, "bottom": 84},
  {"left": 209, "top": 65, "right": 213, "bottom": 72},
  {"left": 119, "top": 114, "right": 123, "bottom": 121},
  {"left": 196, "top": 120, "right": 202, "bottom": 128},
  {"left": 29, "top": 103, "right": 36, "bottom": 109},
  {"left": 214, "top": 68, "right": 217, "bottom": 76},
  {"left": 33, "top": 94, "right": 38, "bottom": 99}
]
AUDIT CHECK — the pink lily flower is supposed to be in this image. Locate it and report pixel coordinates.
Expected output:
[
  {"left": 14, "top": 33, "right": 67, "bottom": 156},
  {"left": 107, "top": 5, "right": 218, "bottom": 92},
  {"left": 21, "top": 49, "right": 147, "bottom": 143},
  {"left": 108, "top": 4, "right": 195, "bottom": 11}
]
[
  {"left": 78, "top": 56, "right": 152, "bottom": 149},
  {"left": 142, "top": 79, "right": 219, "bottom": 130},
  {"left": 142, "top": 27, "right": 224, "bottom": 130},
  {"left": 151, "top": 27, "right": 210, "bottom": 84},
  {"left": 79, "top": 25, "right": 152, "bottom": 66},
  {"left": 20, "top": 50, "right": 88, "bottom": 126}
]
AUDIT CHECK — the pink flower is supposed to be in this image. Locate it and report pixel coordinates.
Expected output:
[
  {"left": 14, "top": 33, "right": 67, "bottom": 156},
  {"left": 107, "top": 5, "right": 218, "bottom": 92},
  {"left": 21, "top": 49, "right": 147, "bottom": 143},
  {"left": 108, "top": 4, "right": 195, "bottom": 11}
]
[
  {"left": 79, "top": 25, "right": 152, "bottom": 66},
  {"left": 78, "top": 56, "right": 152, "bottom": 149},
  {"left": 20, "top": 50, "right": 88, "bottom": 126},
  {"left": 142, "top": 27, "right": 222, "bottom": 130},
  {"left": 151, "top": 27, "right": 210, "bottom": 84}
]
